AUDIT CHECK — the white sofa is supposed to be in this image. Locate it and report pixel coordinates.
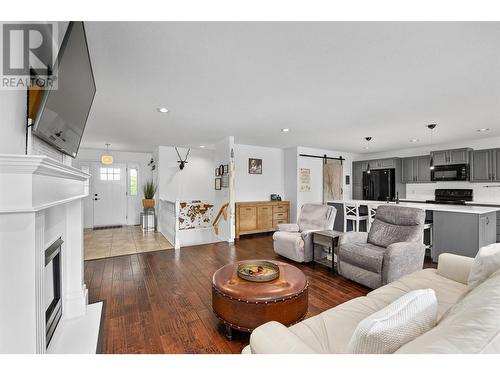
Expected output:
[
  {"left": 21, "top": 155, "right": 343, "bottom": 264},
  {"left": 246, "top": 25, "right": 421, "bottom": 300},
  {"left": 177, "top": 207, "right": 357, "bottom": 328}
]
[{"left": 242, "top": 253, "right": 500, "bottom": 354}]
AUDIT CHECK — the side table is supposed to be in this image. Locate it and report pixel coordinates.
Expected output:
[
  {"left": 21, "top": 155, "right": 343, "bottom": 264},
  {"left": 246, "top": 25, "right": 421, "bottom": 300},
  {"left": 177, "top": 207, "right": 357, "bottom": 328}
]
[{"left": 312, "top": 230, "right": 342, "bottom": 274}]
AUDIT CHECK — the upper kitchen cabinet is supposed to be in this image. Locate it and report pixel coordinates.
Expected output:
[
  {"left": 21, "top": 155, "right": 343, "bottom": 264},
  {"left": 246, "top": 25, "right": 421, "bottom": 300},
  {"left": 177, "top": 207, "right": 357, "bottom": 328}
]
[
  {"left": 430, "top": 148, "right": 471, "bottom": 166},
  {"left": 402, "top": 155, "right": 432, "bottom": 183},
  {"left": 416, "top": 155, "right": 432, "bottom": 182},
  {"left": 471, "top": 148, "right": 500, "bottom": 182}
]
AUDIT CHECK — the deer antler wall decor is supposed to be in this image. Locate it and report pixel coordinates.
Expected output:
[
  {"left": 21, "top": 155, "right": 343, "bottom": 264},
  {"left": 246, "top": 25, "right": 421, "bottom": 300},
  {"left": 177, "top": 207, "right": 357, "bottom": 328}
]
[{"left": 175, "top": 147, "right": 190, "bottom": 170}]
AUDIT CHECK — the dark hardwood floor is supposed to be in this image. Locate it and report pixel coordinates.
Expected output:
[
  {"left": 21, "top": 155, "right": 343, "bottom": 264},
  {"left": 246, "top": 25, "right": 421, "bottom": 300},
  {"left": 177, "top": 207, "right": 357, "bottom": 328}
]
[{"left": 84, "top": 234, "right": 372, "bottom": 354}]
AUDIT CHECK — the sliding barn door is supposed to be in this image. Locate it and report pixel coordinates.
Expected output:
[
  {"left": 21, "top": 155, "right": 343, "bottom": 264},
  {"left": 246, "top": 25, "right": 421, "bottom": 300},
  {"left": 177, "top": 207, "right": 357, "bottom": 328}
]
[{"left": 323, "top": 159, "right": 343, "bottom": 203}]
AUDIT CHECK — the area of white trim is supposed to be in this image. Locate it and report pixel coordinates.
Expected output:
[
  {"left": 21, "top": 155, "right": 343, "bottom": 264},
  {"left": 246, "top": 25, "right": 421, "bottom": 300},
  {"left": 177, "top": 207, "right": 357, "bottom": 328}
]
[
  {"left": 0, "top": 154, "right": 89, "bottom": 180},
  {"left": 47, "top": 302, "right": 103, "bottom": 354},
  {"left": 0, "top": 154, "right": 90, "bottom": 214}
]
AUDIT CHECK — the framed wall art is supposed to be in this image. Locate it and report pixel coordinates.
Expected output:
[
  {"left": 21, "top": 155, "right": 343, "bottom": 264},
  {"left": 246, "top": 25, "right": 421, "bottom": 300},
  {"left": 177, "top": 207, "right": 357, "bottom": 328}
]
[{"left": 248, "top": 158, "right": 262, "bottom": 174}]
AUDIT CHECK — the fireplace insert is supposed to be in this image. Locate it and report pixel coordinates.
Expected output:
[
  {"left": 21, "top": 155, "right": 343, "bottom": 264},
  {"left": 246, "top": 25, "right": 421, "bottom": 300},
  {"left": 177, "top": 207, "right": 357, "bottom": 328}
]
[{"left": 45, "top": 238, "right": 63, "bottom": 347}]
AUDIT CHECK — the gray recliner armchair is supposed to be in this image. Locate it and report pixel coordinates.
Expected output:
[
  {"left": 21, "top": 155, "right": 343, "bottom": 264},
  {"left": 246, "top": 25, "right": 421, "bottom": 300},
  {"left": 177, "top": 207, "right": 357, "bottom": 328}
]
[
  {"left": 273, "top": 203, "right": 337, "bottom": 263},
  {"left": 338, "top": 205, "right": 426, "bottom": 289}
]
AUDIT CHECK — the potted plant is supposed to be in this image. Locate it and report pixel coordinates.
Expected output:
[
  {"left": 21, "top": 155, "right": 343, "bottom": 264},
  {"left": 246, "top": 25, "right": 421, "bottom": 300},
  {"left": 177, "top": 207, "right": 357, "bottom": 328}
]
[{"left": 142, "top": 180, "right": 157, "bottom": 209}]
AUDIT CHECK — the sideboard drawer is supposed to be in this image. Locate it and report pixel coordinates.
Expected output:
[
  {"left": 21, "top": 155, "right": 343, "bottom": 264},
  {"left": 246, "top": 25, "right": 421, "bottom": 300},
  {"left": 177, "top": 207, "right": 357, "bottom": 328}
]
[
  {"left": 273, "top": 212, "right": 287, "bottom": 220},
  {"left": 273, "top": 219, "right": 287, "bottom": 228},
  {"left": 273, "top": 204, "right": 288, "bottom": 213}
]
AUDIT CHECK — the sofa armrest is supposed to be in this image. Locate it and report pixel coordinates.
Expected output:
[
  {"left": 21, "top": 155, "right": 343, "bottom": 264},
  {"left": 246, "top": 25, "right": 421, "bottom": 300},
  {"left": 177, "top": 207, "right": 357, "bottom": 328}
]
[
  {"left": 437, "top": 253, "right": 473, "bottom": 285},
  {"left": 339, "top": 231, "right": 368, "bottom": 245},
  {"left": 383, "top": 241, "right": 426, "bottom": 284},
  {"left": 276, "top": 223, "right": 300, "bottom": 232},
  {"left": 249, "top": 321, "right": 317, "bottom": 354}
]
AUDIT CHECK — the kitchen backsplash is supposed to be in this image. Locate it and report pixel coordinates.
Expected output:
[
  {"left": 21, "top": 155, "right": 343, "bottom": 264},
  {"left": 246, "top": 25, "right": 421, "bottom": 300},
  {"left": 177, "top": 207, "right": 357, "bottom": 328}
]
[{"left": 405, "top": 181, "right": 500, "bottom": 203}]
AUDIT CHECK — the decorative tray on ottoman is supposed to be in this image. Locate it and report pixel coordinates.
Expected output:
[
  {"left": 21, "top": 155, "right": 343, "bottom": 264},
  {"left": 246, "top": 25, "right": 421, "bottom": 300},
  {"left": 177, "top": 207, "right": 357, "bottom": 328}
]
[{"left": 237, "top": 261, "right": 280, "bottom": 282}]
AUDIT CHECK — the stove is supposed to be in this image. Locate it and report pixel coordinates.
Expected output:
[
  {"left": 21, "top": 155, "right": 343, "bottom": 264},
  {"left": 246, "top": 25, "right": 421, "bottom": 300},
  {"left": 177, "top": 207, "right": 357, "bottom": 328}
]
[{"left": 425, "top": 188, "right": 473, "bottom": 205}]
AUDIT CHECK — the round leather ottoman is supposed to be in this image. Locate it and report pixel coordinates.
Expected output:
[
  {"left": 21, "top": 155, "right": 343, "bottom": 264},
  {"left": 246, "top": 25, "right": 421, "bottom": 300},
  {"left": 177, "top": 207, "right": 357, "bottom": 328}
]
[{"left": 212, "top": 260, "right": 308, "bottom": 339}]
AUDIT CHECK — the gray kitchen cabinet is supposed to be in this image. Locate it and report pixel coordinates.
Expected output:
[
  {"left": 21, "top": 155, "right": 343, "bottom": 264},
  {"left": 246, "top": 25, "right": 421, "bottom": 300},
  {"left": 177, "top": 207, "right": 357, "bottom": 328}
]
[
  {"left": 431, "top": 148, "right": 471, "bottom": 166},
  {"left": 377, "top": 158, "right": 395, "bottom": 168},
  {"left": 402, "top": 155, "right": 432, "bottom": 183},
  {"left": 471, "top": 149, "right": 492, "bottom": 182},
  {"left": 449, "top": 148, "right": 470, "bottom": 164},
  {"left": 494, "top": 150, "right": 500, "bottom": 182},
  {"left": 430, "top": 151, "right": 448, "bottom": 166},
  {"left": 402, "top": 157, "right": 414, "bottom": 183},
  {"left": 432, "top": 210, "right": 497, "bottom": 261},
  {"left": 352, "top": 161, "right": 363, "bottom": 185},
  {"left": 416, "top": 155, "right": 432, "bottom": 182},
  {"left": 471, "top": 148, "right": 500, "bottom": 182},
  {"left": 352, "top": 183, "right": 363, "bottom": 200}
]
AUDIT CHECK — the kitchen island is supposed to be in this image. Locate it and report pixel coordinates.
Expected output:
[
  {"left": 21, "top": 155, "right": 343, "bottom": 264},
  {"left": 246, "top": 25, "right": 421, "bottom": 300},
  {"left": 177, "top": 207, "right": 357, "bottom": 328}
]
[{"left": 328, "top": 200, "right": 499, "bottom": 261}]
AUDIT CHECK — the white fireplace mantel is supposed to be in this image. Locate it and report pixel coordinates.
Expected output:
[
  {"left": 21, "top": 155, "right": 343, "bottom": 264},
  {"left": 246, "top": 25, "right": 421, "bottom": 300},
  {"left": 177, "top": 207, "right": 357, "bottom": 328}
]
[
  {"left": 0, "top": 154, "right": 97, "bottom": 354},
  {"left": 0, "top": 154, "right": 89, "bottom": 213}
]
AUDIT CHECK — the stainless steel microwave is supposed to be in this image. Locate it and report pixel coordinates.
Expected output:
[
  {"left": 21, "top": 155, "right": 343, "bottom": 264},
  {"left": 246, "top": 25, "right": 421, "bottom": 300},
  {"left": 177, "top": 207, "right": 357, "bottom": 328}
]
[{"left": 431, "top": 164, "right": 470, "bottom": 181}]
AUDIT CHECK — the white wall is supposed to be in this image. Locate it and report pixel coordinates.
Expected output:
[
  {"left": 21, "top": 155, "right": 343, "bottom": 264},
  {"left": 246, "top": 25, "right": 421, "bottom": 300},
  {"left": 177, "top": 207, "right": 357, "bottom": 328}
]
[
  {"left": 214, "top": 137, "right": 234, "bottom": 242},
  {"left": 284, "top": 147, "right": 299, "bottom": 222},
  {"left": 234, "top": 144, "right": 284, "bottom": 202},
  {"left": 359, "top": 136, "right": 500, "bottom": 204},
  {"left": 0, "top": 91, "right": 27, "bottom": 154},
  {"left": 157, "top": 146, "right": 218, "bottom": 247},
  {"left": 294, "top": 146, "right": 360, "bottom": 220},
  {"left": 157, "top": 146, "right": 214, "bottom": 202},
  {"left": 74, "top": 149, "right": 153, "bottom": 227}
]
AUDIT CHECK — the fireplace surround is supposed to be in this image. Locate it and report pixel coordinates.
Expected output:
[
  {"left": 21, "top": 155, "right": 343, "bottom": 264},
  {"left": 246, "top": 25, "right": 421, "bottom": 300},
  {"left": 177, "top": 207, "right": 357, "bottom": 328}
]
[
  {"left": 45, "top": 238, "right": 63, "bottom": 347},
  {"left": 0, "top": 154, "right": 101, "bottom": 353}
]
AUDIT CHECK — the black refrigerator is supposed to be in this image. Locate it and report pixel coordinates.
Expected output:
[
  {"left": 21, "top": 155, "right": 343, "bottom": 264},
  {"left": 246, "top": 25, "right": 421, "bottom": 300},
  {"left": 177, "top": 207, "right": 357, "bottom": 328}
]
[{"left": 362, "top": 168, "right": 395, "bottom": 201}]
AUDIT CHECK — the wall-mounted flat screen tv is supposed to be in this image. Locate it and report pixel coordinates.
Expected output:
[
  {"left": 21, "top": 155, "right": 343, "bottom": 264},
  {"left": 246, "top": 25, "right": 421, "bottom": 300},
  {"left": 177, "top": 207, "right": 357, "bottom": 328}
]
[{"left": 32, "top": 21, "right": 96, "bottom": 158}]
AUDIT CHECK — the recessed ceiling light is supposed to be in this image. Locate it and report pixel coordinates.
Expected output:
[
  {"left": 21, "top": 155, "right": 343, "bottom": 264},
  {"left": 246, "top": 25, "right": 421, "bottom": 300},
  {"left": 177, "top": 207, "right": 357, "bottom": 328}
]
[
  {"left": 477, "top": 128, "right": 490, "bottom": 132},
  {"left": 157, "top": 107, "right": 169, "bottom": 113},
  {"left": 281, "top": 128, "right": 290, "bottom": 133},
  {"left": 199, "top": 145, "right": 206, "bottom": 148},
  {"left": 410, "top": 138, "right": 419, "bottom": 143}
]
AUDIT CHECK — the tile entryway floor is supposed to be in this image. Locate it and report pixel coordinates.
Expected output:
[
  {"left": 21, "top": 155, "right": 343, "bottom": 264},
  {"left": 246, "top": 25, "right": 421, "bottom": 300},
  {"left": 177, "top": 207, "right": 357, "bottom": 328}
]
[{"left": 84, "top": 226, "right": 174, "bottom": 261}]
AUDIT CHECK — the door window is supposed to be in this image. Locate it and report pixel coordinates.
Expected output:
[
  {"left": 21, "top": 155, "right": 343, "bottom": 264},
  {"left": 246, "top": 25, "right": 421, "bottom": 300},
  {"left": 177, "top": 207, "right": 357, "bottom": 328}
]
[
  {"left": 100, "top": 167, "right": 121, "bottom": 181},
  {"left": 129, "top": 168, "right": 138, "bottom": 196}
]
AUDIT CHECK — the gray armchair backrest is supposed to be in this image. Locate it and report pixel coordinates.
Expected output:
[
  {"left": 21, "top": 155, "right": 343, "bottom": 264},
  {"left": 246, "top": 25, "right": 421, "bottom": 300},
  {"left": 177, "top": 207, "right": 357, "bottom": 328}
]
[
  {"left": 367, "top": 205, "right": 425, "bottom": 248},
  {"left": 297, "top": 204, "right": 337, "bottom": 232}
]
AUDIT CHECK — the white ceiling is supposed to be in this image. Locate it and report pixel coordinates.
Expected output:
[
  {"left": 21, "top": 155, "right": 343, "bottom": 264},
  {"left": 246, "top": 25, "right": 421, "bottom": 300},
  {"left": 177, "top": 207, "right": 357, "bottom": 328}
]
[{"left": 82, "top": 22, "right": 500, "bottom": 153}]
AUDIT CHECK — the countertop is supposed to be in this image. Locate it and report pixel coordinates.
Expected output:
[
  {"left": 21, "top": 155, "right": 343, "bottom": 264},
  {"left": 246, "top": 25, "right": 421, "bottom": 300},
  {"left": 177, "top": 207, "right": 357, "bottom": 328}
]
[
  {"left": 327, "top": 200, "right": 500, "bottom": 214},
  {"left": 398, "top": 198, "right": 500, "bottom": 207}
]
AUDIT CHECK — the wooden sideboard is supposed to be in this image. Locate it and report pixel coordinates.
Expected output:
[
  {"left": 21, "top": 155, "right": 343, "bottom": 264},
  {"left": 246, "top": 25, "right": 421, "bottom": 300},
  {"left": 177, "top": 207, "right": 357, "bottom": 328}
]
[{"left": 235, "top": 201, "right": 289, "bottom": 239}]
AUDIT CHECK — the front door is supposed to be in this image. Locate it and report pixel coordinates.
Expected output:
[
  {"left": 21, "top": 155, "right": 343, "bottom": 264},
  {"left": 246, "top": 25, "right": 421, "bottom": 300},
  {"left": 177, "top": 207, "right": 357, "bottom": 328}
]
[{"left": 92, "top": 163, "right": 127, "bottom": 227}]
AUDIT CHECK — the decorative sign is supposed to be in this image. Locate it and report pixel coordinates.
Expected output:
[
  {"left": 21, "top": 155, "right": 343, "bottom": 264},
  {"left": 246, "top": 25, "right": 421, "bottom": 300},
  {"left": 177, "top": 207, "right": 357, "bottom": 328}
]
[{"left": 299, "top": 168, "right": 311, "bottom": 192}]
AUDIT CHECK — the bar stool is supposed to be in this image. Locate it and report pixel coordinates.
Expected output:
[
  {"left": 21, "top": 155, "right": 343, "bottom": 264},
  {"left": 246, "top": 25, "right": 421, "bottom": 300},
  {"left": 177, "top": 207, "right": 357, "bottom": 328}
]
[
  {"left": 424, "top": 222, "right": 433, "bottom": 255},
  {"left": 367, "top": 205, "right": 378, "bottom": 232},
  {"left": 343, "top": 203, "right": 369, "bottom": 232}
]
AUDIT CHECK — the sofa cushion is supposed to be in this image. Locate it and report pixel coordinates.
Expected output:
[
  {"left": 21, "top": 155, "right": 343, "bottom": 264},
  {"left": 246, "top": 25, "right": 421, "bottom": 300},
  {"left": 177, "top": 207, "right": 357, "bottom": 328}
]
[
  {"left": 348, "top": 289, "right": 438, "bottom": 354},
  {"left": 283, "top": 268, "right": 466, "bottom": 353},
  {"left": 396, "top": 269, "right": 500, "bottom": 353},
  {"left": 467, "top": 242, "right": 500, "bottom": 289},
  {"left": 368, "top": 268, "right": 468, "bottom": 319},
  {"left": 339, "top": 242, "right": 386, "bottom": 273},
  {"left": 367, "top": 205, "right": 425, "bottom": 248},
  {"left": 288, "top": 296, "right": 384, "bottom": 353}
]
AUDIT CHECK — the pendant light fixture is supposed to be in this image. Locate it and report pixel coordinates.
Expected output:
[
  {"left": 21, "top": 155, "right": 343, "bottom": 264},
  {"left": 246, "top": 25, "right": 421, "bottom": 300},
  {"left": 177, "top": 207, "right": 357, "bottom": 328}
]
[
  {"left": 101, "top": 143, "right": 114, "bottom": 165},
  {"left": 364, "top": 137, "right": 372, "bottom": 174},
  {"left": 427, "top": 124, "right": 437, "bottom": 170}
]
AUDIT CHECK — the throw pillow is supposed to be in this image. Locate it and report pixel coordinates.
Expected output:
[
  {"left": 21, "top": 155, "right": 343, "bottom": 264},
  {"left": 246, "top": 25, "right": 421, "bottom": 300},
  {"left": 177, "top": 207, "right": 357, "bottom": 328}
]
[
  {"left": 467, "top": 243, "right": 500, "bottom": 289},
  {"left": 347, "top": 289, "right": 438, "bottom": 354}
]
